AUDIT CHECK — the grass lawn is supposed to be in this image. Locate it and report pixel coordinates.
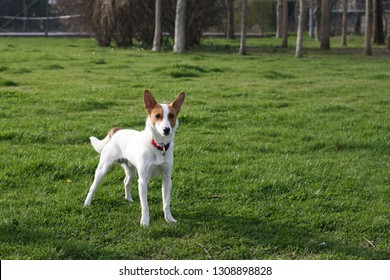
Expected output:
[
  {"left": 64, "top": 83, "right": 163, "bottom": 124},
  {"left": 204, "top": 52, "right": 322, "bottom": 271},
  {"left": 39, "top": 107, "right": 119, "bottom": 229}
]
[{"left": 0, "top": 36, "right": 389, "bottom": 259}]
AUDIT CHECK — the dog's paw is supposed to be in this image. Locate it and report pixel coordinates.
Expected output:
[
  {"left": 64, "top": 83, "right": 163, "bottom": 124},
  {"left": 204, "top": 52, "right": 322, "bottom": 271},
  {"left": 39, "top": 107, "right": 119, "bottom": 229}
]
[
  {"left": 125, "top": 196, "right": 134, "bottom": 203},
  {"left": 83, "top": 201, "right": 91, "bottom": 207},
  {"left": 165, "top": 215, "right": 177, "bottom": 223},
  {"left": 140, "top": 217, "right": 150, "bottom": 227}
]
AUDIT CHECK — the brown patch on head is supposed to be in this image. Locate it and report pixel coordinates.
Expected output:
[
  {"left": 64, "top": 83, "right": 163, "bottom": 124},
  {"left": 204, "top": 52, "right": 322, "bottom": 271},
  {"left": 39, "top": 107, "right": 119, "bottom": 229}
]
[
  {"left": 149, "top": 104, "right": 164, "bottom": 126},
  {"left": 170, "top": 92, "right": 185, "bottom": 114},
  {"left": 108, "top": 127, "right": 123, "bottom": 138},
  {"left": 167, "top": 105, "right": 179, "bottom": 128},
  {"left": 167, "top": 92, "right": 185, "bottom": 128}
]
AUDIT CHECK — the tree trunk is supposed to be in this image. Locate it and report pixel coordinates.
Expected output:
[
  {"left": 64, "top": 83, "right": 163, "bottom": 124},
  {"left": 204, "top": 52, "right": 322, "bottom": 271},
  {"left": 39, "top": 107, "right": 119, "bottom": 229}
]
[
  {"left": 239, "top": 0, "right": 247, "bottom": 55},
  {"left": 387, "top": 17, "right": 390, "bottom": 50},
  {"left": 296, "top": 0, "right": 305, "bottom": 58},
  {"left": 173, "top": 0, "right": 186, "bottom": 53},
  {"left": 281, "top": 0, "right": 288, "bottom": 48},
  {"left": 364, "top": 0, "right": 373, "bottom": 55},
  {"left": 152, "top": 0, "right": 162, "bottom": 51},
  {"left": 309, "top": 1, "right": 315, "bottom": 38},
  {"left": 320, "top": 0, "right": 331, "bottom": 50},
  {"left": 341, "top": 0, "right": 348, "bottom": 46},
  {"left": 276, "top": 0, "right": 283, "bottom": 38},
  {"left": 373, "top": 0, "right": 385, "bottom": 45},
  {"left": 226, "top": 0, "right": 235, "bottom": 39},
  {"left": 314, "top": 0, "right": 321, "bottom": 41}
]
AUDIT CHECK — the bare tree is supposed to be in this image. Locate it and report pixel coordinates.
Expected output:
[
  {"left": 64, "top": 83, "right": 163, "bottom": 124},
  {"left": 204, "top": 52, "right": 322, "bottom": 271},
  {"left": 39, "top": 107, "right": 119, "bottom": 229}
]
[
  {"left": 92, "top": 0, "right": 114, "bottom": 47},
  {"left": 388, "top": 17, "right": 390, "bottom": 50},
  {"left": 341, "top": 0, "right": 348, "bottom": 46},
  {"left": 308, "top": 0, "right": 315, "bottom": 38},
  {"left": 112, "top": 0, "right": 134, "bottom": 48},
  {"left": 59, "top": 0, "right": 221, "bottom": 49},
  {"left": 276, "top": 0, "right": 283, "bottom": 38},
  {"left": 364, "top": 0, "right": 373, "bottom": 55},
  {"left": 173, "top": 0, "right": 187, "bottom": 53},
  {"left": 185, "top": 0, "right": 224, "bottom": 48},
  {"left": 239, "top": 0, "right": 247, "bottom": 55},
  {"left": 296, "top": 0, "right": 306, "bottom": 58},
  {"left": 373, "top": 0, "right": 385, "bottom": 45},
  {"left": 313, "top": 0, "right": 321, "bottom": 41},
  {"left": 320, "top": 0, "right": 331, "bottom": 50},
  {"left": 226, "top": 0, "right": 235, "bottom": 39},
  {"left": 152, "top": 0, "right": 162, "bottom": 51},
  {"left": 281, "top": 0, "right": 288, "bottom": 47}
]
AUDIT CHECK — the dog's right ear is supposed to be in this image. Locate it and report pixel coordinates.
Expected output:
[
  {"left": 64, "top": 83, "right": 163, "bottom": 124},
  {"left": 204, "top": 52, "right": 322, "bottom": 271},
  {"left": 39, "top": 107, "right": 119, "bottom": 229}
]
[{"left": 144, "top": 89, "right": 157, "bottom": 113}]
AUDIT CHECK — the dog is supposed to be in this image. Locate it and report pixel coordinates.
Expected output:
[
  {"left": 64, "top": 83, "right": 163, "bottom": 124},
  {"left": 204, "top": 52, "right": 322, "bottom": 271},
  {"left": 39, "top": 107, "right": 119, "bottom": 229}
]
[{"left": 83, "top": 90, "right": 185, "bottom": 227}]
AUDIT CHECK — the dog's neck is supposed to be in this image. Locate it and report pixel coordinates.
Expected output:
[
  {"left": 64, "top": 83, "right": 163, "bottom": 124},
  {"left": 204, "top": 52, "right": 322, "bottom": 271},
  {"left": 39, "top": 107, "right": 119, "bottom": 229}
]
[{"left": 144, "top": 117, "right": 175, "bottom": 146}]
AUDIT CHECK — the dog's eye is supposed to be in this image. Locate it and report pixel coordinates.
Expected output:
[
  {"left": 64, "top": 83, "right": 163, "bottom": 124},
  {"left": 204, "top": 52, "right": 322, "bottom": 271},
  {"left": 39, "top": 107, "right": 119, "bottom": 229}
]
[
  {"left": 168, "top": 113, "right": 175, "bottom": 119},
  {"left": 155, "top": 114, "right": 161, "bottom": 119}
]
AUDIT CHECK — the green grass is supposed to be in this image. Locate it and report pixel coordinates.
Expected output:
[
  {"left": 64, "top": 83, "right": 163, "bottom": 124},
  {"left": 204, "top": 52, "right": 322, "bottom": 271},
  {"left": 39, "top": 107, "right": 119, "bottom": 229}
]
[{"left": 0, "top": 36, "right": 389, "bottom": 260}]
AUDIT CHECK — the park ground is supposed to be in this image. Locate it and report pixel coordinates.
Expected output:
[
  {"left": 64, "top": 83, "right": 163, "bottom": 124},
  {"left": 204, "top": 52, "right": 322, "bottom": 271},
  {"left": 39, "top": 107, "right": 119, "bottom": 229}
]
[{"left": 0, "top": 35, "right": 389, "bottom": 259}]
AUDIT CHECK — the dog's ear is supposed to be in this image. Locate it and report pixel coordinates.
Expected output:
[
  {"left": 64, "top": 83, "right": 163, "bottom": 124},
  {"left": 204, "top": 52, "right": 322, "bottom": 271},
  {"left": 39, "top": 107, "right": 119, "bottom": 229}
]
[
  {"left": 171, "top": 92, "right": 185, "bottom": 113},
  {"left": 144, "top": 89, "right": 157, "bottom": 113}
]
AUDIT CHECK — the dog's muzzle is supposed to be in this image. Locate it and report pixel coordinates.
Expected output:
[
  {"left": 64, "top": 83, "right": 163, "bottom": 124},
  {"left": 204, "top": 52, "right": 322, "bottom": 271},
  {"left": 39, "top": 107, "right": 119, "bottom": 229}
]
[{"left": 163, "top": 127, "right": 171, "bottom": 136}]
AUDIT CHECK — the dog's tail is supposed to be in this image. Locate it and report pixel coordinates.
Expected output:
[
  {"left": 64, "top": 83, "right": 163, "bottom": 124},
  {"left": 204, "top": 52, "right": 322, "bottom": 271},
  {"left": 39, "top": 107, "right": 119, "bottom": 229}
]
[
  {"left": 90, "top": 127, "right": 123, "bottom": 154},
  {"left": 89, "top": 135, "right": 110, "bottom": 154}
]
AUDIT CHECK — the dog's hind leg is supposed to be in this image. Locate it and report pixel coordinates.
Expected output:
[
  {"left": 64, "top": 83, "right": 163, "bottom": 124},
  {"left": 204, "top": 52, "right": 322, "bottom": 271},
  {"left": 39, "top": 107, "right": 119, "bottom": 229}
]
[
  {"left": 121, "top": 163, "right": 135, "bottom": 203},
  {"left": 83, "top": 150, "right": 116, "bottom": 206}
]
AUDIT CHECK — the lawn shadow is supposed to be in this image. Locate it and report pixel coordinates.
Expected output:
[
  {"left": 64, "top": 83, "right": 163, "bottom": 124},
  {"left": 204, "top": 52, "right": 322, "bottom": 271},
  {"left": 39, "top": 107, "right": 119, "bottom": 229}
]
[
  {"left": 180, "top": 205, "right": 390, "bottom": 260},
  {"left": 0, "top": 220, "right": 132, "bottom": 259}
]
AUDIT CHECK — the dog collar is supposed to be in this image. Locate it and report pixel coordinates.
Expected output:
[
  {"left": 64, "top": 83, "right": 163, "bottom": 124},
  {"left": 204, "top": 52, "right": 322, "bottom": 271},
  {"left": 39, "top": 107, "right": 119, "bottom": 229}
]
[{"left": 151, "top": 139, "right": 170, "bottom": 156}]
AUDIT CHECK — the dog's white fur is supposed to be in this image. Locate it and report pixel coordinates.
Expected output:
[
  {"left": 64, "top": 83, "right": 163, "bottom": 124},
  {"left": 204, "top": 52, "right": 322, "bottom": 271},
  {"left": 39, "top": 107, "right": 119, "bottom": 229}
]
[{"left": 83, "top": 90, "right": 185, "bottom": 227}]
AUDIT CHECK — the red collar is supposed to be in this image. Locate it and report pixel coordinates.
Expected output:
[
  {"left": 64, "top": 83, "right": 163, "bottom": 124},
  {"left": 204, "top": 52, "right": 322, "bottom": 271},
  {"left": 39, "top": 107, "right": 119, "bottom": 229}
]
[{"left": 151, "top": 139, "right": 170, "bottom": 156}]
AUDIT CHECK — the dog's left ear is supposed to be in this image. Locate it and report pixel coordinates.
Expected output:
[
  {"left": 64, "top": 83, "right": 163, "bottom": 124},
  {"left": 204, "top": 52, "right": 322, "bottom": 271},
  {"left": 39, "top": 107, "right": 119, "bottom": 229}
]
[{"left": 171, "top": 92, "right": 185, "bottom": 113}]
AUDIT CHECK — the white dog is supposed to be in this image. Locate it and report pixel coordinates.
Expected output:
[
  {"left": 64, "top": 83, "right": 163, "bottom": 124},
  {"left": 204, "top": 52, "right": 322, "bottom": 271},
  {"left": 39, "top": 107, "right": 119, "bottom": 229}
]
[{"left": 84, "top": 90, "right": 185, "bottom": 227}]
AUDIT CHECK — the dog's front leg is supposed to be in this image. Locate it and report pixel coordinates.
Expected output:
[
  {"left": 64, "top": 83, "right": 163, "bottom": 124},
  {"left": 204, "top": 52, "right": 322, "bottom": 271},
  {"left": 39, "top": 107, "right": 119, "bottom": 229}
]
[
  {"left": 138, "top": 175, "right": 150, "bottom": 227},
  {"left": 162, "top": 173, "right": 177, "bottom": 223}
]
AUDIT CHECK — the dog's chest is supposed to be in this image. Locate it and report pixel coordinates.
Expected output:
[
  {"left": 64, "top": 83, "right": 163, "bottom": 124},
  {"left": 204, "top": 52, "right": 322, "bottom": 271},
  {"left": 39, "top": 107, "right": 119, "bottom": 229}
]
[
  {"left": 149, "top": 162, "right": 169, "bottom": 177},
  {"left": 142, "top": 150, "right": 172, "bottom": 177}
]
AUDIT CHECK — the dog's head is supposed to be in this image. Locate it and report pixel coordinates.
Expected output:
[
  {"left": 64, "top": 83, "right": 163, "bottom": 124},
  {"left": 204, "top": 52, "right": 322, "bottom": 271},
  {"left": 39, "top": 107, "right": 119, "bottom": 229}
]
[{"left": 144, "top": 90, "right": 185, "bottom": 137}]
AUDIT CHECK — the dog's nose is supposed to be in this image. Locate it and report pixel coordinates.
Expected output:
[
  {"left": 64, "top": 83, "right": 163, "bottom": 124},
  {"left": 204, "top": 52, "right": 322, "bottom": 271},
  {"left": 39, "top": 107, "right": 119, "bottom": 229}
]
[{"left": 163, "top": 127, "right": 170, "bottom": 135}]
